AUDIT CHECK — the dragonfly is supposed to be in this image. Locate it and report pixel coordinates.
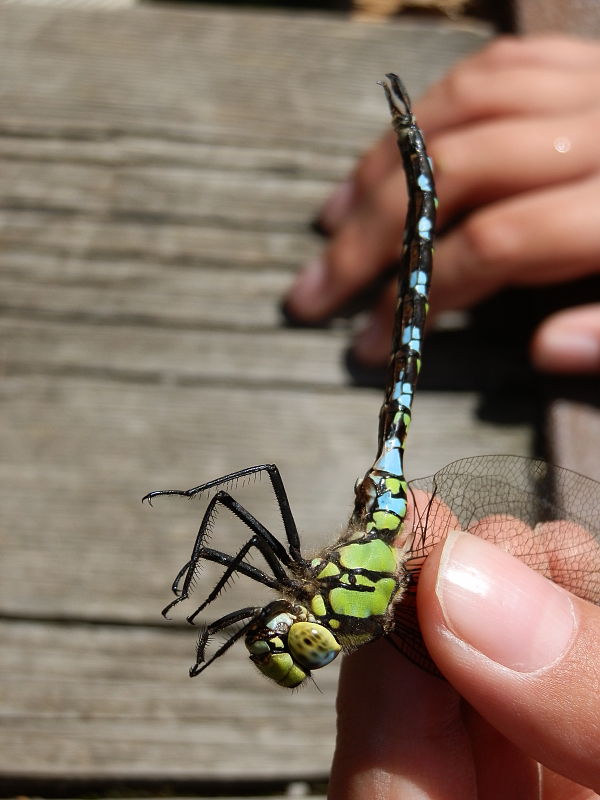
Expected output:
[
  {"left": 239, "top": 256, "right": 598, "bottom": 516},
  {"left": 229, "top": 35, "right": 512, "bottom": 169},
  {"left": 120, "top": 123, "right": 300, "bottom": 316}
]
[{"left": 144, "top": 74, "right": 600, "bottom": 685}]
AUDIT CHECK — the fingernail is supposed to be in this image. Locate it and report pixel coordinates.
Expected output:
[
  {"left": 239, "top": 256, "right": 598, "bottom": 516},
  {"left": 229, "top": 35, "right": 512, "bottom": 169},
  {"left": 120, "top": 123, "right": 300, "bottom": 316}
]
[
  {"left": 320, "top": 179, "right": 355, "bottom": 231},
  {"left": 436, "top": 532, "right": 575, "bottom": 672},
  {"left": 284, "top": 257, "right": 328, "bottom": 318},
  {"left": 537, "top": 328, "right": 600, "bottom": 371}
]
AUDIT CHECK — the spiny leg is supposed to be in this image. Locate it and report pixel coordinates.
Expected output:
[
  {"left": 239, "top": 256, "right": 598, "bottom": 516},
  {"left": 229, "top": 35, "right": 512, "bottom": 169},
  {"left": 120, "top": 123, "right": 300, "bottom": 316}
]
[
  {"left": 162, "top": 489, "right": 299, "bottom": 618},
  {"left": 194, "top": 546, "right": 281, "bottom": 589},
  {"left": 184, "top": 532, "right": 296, "bottom": 624},
  {"left": 190, "top": 607, "right": 261, "bottom": 677},
  {"left": 143, "top": 463, "right": 302, "bottom": 560},
  {"left": 162, "top": 544, "right": 280, "bottom": 619}
]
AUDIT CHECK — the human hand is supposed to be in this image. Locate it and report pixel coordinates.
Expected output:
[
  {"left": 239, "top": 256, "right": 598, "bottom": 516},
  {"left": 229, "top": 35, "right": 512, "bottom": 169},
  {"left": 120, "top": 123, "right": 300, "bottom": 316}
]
[
  {"left": 330, "top": 531, "right": 600, "bottom": 799},
  {"left": 284, "top": 36, "right": 600, "bottom": 374}
]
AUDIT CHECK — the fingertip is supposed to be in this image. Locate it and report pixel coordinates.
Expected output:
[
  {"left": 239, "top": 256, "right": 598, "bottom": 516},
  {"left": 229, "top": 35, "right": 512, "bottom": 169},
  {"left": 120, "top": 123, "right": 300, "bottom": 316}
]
[
  {"left": 282, "top": 257, "right": 330, "bottom": 322},
  {"left": 418, "top": 531, "right": 600, "bottom": 789},
  {"left": 423, "top": 532, "right": 576, "bottom": 673},
  {"left": 279, "top": 298, "right": 330, "bottom": 329},
  {"left": 352, "top": 315, "right": 393, "bottom": 367},
  {"left": 350, "top": 283, "right": 397, "bottom": 368},
  {"left": 319, "top": 179, "right": 356, "bottom": 232},
  {"left": 532, "top": 307, "right": 600, "bottom": 374}
]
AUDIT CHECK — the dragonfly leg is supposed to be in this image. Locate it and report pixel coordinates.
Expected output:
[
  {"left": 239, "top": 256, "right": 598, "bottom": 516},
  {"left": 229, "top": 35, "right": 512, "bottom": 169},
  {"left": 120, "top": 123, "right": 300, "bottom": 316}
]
[
  {"left": 171, "top": 559, "right": 193, "bottom": 596},
  {"left": 197, "top": 546, "right": 280, "bottom": 589},
  {"left": 143, "top": 463, "right": 303, "bottom": 561},
  {"left": 190, "top": 607, "right": 261, "bottom": 677},
  {"left": 185, "top": 534, "right": 295, "bottom": 624},
  {"left": 162, "top": 489, "right": 301, "bottom": 618},
  {"left": 260, "top": 464, "right": 302, "bottom": 561}
]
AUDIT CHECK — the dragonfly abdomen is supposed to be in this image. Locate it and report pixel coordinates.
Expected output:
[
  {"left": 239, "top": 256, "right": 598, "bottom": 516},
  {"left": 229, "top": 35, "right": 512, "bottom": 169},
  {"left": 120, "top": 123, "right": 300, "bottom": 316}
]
[{"left": 351, "top": 75, "right": 436, "bottom": 547}]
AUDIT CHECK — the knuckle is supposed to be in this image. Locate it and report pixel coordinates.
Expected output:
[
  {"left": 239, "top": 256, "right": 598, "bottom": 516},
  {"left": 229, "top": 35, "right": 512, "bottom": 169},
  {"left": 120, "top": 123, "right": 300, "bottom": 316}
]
[
  {"left": 442, "top": 64, "right": 490, "bottom": 117},
  {"left": 443, "top": 37, "right": 549, "bottom": 113},
  {"left": 461, "top": 211, "right": 520, "bottom": 267},
  {"left": 443, "top": 63, "right": 475, "bottom": 106},
  {"left": 477, "top": 36, "right": 524, "bottom": 67}
]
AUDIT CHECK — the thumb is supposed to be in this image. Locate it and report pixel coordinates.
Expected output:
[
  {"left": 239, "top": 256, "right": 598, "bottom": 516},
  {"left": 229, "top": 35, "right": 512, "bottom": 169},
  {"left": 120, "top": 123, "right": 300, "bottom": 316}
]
[
  {"left": 418, "top": 531, "right": 600, "bottom": 792},
  {"left": 531, "top": 304, "right": 600, "bottom": 373}
]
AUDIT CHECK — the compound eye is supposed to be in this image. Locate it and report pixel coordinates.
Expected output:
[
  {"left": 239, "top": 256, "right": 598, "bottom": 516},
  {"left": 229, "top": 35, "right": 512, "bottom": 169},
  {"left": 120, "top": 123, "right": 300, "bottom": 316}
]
[{"left": 287, "top": 621, "right": 341, "bottom": 670}]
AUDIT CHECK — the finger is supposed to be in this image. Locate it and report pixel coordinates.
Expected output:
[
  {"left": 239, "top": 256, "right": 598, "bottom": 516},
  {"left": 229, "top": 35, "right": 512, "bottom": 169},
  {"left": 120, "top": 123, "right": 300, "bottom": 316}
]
[
  {"left": 542, "top": 767, "right": 600, "bottom": 800},
  {"left": 320, "top": 35, "right": 600, "bottom": 231},
  {"left": 342, "top": 108, "right": 600, "bottom": 320},
  {"left": 317, "top": 33, "right": 600, "bottom": 240},
  {"left": 431, "top": 174, "right": 600, "bottom": 312},
  {"left": 319, "top": 131, "right": 398, "bottom": 232},
  {"left": 353, "top": 179, "right": 600, "bottom": 366},
  {"left": 286, "top": 166, "right": 409, "bottom": 322},
  {"left": 420, "top": 49, "right": 600, "bottom": 134},
  {"left": 352, "top": 281, "right": 396, "bottom": 365},
  {"left": 532, "top": 304, "right": 600, "bottom": 374},
  {"left": 432, "top": 110, "right": 600, "bottom": 218},
  {"left": 289, "top": 113, "right": 600, "bottom": 323},
  {"left": 330, "top": 639, "right": 477, "bottom": 800},
  {"left": 420, "top": 65, "right": 600, "bottom": 134},
  {"left": 462, "top": 714, "right": 597, "bottom": 800},
  {"left": 290, "top": 46, "right": 600, "bottom": 324},
  {"left": 418, "top": 532, "right": 600, "bottom": 792},
  {"left": 319, "top": 62, "right": 600, "bottom": 236},
  {"left": 462, "top": 707, "right": 542, "bottom": 798}
]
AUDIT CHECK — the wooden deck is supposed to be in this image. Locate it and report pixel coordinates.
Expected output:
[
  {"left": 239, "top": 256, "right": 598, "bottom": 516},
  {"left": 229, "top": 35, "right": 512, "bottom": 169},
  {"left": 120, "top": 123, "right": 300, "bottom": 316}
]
[{"left": 0, "top": 2, "right": 549, "bottom": 795}]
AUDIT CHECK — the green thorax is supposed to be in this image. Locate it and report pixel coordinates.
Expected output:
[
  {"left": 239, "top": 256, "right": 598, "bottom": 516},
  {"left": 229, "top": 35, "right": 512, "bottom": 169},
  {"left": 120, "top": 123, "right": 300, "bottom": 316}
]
[{"left": 307, "top": 536, "right": 404, "bottom": 646}]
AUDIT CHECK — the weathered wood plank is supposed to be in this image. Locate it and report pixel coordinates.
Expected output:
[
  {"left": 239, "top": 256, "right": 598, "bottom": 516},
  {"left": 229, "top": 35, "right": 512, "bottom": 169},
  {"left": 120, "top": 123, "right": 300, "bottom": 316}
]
[
  {"left": 0, "top": 620, "right": 339, "bottom": 779},
  {"left": 516, "top": 0, "right": 600, "bottom": 36},
  {"left": 0, "top": 132, "right": 355, "bottom": 176},
  {"left": 0, "top": 373, "right": 529, "bottom": 622},
  {"left": 0, "top": 5, "right": 490, "bottom": 144},
  {"left": 0, "top": 212, "right": 319, "bottom": 271},
  {"left": 0, "top": 2, "right": 503, "bottom": 785},
  {"left": 0, "top": 263, "right": 295, "bottom": 331},
  {"left": 2, "top": 317, "right": 348, "bottom": 385},
  {"left": 2, "top": 158, "right": 337, "bottom": 226}
]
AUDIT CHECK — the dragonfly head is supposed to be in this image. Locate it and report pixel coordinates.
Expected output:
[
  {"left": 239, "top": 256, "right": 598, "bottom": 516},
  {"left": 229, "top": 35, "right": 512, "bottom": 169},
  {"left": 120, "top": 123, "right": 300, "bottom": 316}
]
[{"left": 245, "top": 600, "right": 341, "bottom": 688}]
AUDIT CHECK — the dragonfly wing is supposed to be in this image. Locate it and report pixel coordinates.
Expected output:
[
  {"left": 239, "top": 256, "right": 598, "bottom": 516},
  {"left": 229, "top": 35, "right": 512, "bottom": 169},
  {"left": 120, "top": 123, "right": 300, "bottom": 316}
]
[
  {"left": 390, "top": 573, "right": 441, "bottom": 676},
  {"left": 390, "top": 454, "right": 600, "bottom": 674}
]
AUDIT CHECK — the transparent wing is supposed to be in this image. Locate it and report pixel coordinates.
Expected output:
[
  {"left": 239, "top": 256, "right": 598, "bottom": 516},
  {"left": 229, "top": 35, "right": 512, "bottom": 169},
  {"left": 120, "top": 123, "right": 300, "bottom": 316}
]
[{"left": 391, "top": 454, "right": 600, "bottom": 674}]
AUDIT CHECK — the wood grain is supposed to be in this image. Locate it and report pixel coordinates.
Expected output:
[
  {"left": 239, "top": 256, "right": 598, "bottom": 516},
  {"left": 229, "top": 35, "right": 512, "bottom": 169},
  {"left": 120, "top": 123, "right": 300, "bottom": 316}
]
[{"left": 0, "top": 2, "right": 506, "bottom": 787}]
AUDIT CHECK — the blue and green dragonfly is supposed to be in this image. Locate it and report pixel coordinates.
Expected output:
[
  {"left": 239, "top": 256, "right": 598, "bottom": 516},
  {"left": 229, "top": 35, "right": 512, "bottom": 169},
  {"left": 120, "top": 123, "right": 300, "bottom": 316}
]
[{"left": 144, "top": 75, "right": 600, "bottom": 686}]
